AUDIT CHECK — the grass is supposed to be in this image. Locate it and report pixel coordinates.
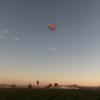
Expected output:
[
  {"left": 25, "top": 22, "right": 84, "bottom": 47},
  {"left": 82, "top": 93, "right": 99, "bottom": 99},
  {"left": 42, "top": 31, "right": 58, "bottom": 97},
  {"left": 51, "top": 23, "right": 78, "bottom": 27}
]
[{"left": 0, "top": 88, "right": 100, "bottom": 100}]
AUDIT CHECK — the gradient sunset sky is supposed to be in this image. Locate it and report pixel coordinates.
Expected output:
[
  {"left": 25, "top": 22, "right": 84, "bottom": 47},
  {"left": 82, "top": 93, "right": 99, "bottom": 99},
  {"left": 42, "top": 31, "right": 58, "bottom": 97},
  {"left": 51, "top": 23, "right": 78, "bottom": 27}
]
[{"left": 0, "top": 0, "right": 100, "bottom": 86}]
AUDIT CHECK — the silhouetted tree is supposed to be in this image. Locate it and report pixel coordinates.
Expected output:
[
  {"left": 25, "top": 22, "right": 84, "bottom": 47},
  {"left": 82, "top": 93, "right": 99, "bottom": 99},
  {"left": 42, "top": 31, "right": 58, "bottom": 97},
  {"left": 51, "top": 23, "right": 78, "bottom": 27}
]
[
  {"left": 54, "top": 83, "right": 59, "bottom": 88},
  {"left": 47, "top": 83, "right": 52, "bottom": 88},
  {"left": 11, "top": 84, "right": 16, "bottom": 88},
  {"left": 28, "top": 84, "right": 32, "bottom": 89},
  {"left": 36, "top": 80, "right": 39, "bottom": 88}
]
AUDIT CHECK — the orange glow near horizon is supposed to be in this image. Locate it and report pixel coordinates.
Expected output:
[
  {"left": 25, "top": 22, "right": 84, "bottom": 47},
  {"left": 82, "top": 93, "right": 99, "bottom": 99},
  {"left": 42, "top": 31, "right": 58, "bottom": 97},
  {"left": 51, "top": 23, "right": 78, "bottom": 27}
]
[{"left": 0, "top": 78, "right": 100, "bottom": 86}]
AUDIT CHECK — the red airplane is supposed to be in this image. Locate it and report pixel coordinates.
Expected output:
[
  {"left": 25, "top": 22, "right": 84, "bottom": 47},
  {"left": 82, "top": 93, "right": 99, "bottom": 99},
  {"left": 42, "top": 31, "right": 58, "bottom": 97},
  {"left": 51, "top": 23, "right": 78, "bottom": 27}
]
[{"left": 48, "top": 24, "right": 57, "bottom": 32}]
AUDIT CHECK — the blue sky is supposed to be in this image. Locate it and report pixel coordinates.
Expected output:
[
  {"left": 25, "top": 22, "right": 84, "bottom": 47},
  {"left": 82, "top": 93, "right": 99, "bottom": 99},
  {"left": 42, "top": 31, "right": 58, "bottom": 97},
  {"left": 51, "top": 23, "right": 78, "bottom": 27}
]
[{"left": 0, "top": 0, "right": 100, "bottom": 86}]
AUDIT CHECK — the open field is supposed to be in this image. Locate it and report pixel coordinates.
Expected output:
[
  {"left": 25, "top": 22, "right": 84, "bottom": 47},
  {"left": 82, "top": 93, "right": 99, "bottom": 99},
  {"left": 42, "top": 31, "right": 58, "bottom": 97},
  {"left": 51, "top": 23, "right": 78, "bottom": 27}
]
[{"left": 0, "top": 88, "right": 100, "bottom": 100}]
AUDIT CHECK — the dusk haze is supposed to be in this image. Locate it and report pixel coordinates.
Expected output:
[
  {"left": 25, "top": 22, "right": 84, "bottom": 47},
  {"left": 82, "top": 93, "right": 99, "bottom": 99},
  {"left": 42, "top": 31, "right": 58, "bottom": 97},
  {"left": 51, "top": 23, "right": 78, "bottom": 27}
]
[{"left": 0, "top": 0, "right": 100, "bottom": 86}]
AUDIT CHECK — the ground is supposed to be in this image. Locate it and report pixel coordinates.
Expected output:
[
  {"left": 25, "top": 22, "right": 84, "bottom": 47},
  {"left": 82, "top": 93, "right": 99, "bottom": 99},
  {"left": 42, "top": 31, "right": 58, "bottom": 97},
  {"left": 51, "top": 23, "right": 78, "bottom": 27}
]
[{"left": 0, "top": 88, "right": 100, "bottom": 100}]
